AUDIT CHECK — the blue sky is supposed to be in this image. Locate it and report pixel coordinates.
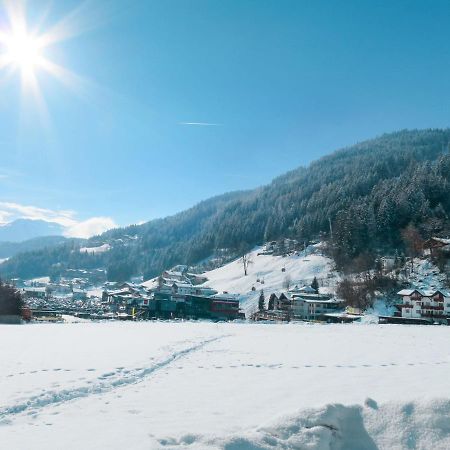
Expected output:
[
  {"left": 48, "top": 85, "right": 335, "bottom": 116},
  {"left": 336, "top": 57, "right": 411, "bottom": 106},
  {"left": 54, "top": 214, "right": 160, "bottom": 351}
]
[{"left": 0, "top": 0, "right": 450, "bottom": 236}]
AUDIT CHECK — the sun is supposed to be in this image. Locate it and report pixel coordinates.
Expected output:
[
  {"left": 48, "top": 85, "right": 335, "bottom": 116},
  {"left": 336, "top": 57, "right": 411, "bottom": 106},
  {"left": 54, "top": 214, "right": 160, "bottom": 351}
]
[
  {"left": 3, "top": 30, "right": 43, "bottom": 75},
  {"left": 0, "top": 0, "right": 91, "bottom": 103}
]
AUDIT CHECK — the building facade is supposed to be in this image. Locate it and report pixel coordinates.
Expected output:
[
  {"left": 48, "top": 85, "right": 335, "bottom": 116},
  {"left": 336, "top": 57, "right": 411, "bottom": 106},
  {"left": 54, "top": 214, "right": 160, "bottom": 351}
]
[{"left": 397, "top": 289, "right": 450, "bottom": 323}]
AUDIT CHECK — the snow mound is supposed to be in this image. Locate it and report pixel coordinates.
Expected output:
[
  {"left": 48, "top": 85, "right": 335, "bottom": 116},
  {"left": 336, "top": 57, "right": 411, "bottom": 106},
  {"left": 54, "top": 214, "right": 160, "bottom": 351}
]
[{"left": 152, "top": 399, "right": 450, "bottom": 450}]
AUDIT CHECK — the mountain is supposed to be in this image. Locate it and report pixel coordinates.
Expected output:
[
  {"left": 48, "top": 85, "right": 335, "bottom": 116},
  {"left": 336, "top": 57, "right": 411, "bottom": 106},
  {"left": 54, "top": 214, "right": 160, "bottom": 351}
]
[
  {"left": 0, "top": 219, "right": 64, "bottom": 242},
  {"left": 0, "top": 236, "right": 69, "bottom": 259},
  {"left": 2, "top": 129, "right": 450, "bottom": 280}
]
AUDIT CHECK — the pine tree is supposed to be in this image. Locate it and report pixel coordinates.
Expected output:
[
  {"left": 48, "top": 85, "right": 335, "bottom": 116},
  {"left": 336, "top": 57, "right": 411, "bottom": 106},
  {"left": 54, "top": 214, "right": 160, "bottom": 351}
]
[
  {"left": 258, "top": 290, "right": 265, "bottom": 311},
  {"left": 311, "top": 276, "right": 319, "bottom": 293},
  {"left": 0, "top": 281, "right": 23, "bottom": 316}
]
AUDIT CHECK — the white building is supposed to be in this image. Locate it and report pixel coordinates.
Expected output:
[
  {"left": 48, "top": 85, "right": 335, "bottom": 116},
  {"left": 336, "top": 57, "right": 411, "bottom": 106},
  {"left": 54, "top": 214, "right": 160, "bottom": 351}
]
[
  {"left": 397, "top": 289, "right": 450, "bottom": 323},
  {"left": 171, "top": 283, "right": 218, "bottom": 297},
  {"left": 292, "top": 295, "right": 343, "bottom": 320}
]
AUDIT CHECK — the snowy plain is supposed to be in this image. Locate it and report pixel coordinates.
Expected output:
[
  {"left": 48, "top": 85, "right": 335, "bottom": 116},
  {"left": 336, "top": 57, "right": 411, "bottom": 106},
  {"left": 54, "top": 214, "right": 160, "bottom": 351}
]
[{"left": 1, "top": 321, "right": 450, "bottom": 449}]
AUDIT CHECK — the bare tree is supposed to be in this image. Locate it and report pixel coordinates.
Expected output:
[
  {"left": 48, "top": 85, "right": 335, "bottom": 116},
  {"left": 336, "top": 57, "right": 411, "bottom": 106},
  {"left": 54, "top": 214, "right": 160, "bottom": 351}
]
[
  {"left": 401, "top": 225, "right": 424, "bottom": 273},
  {"left": 240, "top": 250, "right": 253, "bottom": 276}
]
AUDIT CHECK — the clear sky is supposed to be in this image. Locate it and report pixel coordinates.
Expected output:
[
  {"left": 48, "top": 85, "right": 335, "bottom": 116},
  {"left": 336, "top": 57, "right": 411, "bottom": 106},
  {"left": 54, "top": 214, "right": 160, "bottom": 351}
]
[{"left": 0, "top": 0, "right": 450, "bottom": 236}]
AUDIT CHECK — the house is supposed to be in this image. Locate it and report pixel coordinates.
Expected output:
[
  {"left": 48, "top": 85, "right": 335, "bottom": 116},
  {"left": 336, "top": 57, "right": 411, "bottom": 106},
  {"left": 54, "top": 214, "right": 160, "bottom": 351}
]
[
  {"left": 396, "top": 288, "right": 450, "bottom": 323},
  {"left": 274, "top": 293, "right": 292, "bottom": 311},
  {"left": 380, "top": 256, "right": 397, "bottom": 272},
  {"left": 185, "top": 295, "right": 242, "bottom": 320},
  {"left": 186, "top": 273, "right": 209, "bottom": 285},
  {"left": 292, "top": 295, "right": 343, "bottom": 320},
  {"left": 289, "top": 285, "right": 316, "bottom": 295},
  {"left": 162, "top": 270, "right": 189, "bottom": 283},
  {"left": 22, "top": 287, "right": 47, "bottom": 300},
  {"left": 255, "top": 292, "right": 292, "bottom": 321},
  {"left": 423, "top": 237, "right": 450, "bottom": 256},
  {"left": 171, "top": 283, "right": 218, "bottom": 297}
]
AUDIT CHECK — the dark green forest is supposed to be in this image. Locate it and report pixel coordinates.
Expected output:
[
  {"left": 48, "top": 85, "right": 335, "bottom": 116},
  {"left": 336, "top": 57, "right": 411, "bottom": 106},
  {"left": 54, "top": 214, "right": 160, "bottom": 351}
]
[{"left": 2, "top": 129, "right": 449, "bottom": 281}]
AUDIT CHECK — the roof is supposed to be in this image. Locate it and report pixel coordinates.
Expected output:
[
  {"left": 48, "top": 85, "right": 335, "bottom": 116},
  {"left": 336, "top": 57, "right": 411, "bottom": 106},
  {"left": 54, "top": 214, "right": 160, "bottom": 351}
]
[
  {"left": 24, "top": 287, "right": 46, "bottom": 293},
  {"left": 397, "top": 289, "right": 450, "bottom": 297},
  {"left": 298, "top": 298, "right": 342, "bottom": 304},
  {"left": 431, "top": 237, "right": 450, "bottom": 245},
  {"left": 172, "top": 282, "right": 194, "bottom": 289},
  {"left": 397, "top": 289, "right": 417, "bottom": 296},
  {"left": 290, "top": 285, "right": 316, "bottom": 294}
]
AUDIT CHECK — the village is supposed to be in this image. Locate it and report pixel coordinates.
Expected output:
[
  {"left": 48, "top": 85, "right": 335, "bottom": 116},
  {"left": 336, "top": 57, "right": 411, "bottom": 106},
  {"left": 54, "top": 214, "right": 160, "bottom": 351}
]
[{"left": 7, "top": 236, "right": 449, "bottom": 326}]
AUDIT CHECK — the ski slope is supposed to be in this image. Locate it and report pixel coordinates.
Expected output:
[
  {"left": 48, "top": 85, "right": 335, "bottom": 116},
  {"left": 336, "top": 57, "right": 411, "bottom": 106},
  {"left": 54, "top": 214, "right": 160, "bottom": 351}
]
[
  {"left": 2, "top": 321, "right": 450, "bottom": 449},
  {"left": 203, "top": 245, "right": 337, "bottom": 313}
]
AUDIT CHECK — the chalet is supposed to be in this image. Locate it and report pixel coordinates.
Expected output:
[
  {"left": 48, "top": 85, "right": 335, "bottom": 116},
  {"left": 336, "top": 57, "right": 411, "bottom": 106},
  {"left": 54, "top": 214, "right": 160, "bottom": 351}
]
[
  {"left": 289, "top": 285, "right": 317, "bottom": 295},
  {"left": 396, "top": 288, "right": 450, "bottom": 323},
  {"left": 259, "top": 239, "right": 300, "bottom": 256},
  {"left": 276, "top": 293, "right": 292, "bottom": 311},
  {"left": 254, "top": 292, "right": 292, "bottom": 321},
  {"left": 423, "top": 237, "right": 450, "bottom": 256}
]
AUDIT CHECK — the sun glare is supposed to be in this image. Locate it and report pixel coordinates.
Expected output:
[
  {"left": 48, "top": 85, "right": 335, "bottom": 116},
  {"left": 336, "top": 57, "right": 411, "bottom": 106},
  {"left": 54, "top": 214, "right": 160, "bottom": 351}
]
[
  {"left": 3, "top": 30, "right": 43, "bottom": 74},
  {"left": 0, "top": 0, "right": 92, "bottom": 112}
]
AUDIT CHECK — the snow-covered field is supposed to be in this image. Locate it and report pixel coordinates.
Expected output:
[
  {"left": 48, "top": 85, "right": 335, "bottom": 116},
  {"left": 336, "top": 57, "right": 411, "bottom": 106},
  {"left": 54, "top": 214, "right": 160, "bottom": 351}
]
[{"left": 2, "top": 321, "right": 450, "bottom": 449}]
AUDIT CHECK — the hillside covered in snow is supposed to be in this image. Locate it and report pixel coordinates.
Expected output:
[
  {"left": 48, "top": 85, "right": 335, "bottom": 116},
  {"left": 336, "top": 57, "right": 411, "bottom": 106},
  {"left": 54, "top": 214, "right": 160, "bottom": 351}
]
[{"left": 203, "top": 244, "right": 337, "bottom": 314}]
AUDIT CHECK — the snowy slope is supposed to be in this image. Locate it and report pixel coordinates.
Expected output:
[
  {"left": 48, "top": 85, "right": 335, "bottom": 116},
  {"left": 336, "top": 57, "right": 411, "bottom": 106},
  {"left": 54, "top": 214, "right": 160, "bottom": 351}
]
[
  {"left": 1, "top": 322, "right": 450, "bottom": 449},
  {"left": 79, "top": 243, "right": 111, "bottom": 254},
  {"left": 203, "top": 245, "right": 337, "bottom": 313}
]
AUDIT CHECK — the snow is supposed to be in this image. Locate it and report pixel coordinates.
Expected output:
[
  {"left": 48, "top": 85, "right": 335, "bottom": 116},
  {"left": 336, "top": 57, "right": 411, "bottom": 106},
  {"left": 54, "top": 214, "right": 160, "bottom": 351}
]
[
  {"left": 79, "top": 243, "right": 111, "bottom": 254},
  {"left": 1, "top": 321, "right": 450, "bottom": 449},
  {"left": 202, "top": 245, "right": 337, "bottom": 313},
  {"left": 404, "top": 258, "right": 448, "bottom": 292}
]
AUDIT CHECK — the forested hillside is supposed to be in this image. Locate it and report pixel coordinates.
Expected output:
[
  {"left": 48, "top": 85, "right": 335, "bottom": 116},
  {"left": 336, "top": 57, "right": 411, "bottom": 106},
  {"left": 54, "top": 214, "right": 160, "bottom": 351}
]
[
  {"left": 0, "top": 236, "right": 68, "bottom": 259},
  {"left": 2, "top": 129, "right": 449, "bottom": 281}
]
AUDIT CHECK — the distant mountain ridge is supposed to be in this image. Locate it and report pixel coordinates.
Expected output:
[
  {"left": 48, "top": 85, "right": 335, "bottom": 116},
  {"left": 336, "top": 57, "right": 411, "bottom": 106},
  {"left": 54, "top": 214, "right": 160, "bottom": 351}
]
[
  {"left": 0, "top": 219, "right": 64, "bottom": 242},
  {"left": 2, "top": 129, "right": 450, "bottom": 280},
  {"left": 0, "top": 236, "right": 69, "bottom": 259}
]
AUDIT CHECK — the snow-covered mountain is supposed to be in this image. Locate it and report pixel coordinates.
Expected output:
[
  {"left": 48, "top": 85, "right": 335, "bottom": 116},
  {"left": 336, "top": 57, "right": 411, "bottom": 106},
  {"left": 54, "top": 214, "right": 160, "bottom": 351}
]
[{"left": 0, "top": 219, "right": 64, "bottom": 242}]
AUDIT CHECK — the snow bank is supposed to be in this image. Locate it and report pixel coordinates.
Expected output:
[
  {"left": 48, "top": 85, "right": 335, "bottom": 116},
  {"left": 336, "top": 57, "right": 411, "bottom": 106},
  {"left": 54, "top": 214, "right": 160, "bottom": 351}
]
[{"left": 151, "top": 398, "right": 450, "bottom": 449}]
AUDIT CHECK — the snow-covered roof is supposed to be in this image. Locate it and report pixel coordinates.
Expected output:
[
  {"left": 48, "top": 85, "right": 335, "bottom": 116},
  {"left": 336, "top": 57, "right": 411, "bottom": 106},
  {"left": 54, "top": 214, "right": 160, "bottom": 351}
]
[
  {"left": 172, "top": 282, "right": 194, "bottom": 289},
  {"left": 298, "top": 297, "right": 342, "bottom": 304},
  {"left": 431, "top": 237, "right": 450, "bottom": 245},
  {"left": 23, "top": 287, "right": 46, "bottom": 293},
  {"left": 290, "top": 285, "right": 316, "bottom": 294},
  {"left": 397, "top": 289, "right": 449, "bottom": 297},
  {"left": 397, "top": 289, "right": 417, "bottom": 296}
]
